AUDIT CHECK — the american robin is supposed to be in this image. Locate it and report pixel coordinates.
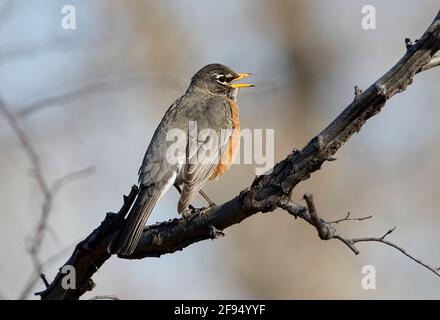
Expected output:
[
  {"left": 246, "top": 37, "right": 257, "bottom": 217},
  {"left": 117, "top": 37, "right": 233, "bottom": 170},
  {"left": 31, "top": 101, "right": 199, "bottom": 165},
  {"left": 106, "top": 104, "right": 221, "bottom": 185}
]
[{"left": 109, "top": 63, "right": 254, "bottom": 255}]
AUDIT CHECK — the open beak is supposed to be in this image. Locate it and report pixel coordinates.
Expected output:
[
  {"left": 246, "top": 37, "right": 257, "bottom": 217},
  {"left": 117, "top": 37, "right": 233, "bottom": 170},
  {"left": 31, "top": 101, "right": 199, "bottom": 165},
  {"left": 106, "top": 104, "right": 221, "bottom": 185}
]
[{"left": 229, "top": 73, "right": 254, "bottom": 88}]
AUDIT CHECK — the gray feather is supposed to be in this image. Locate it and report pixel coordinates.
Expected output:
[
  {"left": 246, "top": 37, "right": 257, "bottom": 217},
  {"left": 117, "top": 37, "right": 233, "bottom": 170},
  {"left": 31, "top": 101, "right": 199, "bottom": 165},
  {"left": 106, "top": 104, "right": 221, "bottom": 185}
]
[{"left": 109, "top": 89, "right": 234, "bottom": 255}]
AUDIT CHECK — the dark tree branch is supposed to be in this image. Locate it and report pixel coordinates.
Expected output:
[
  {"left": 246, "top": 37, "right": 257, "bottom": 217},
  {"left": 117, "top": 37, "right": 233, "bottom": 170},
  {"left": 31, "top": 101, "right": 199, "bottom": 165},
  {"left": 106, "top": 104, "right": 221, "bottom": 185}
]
[
  {"left": 18, "top": 243, "right": 75, "bottom": 300},
  {"left": 40, "top": 274, "right": 50, "bottom": 288},
  {"left": 421, "top": 52, "right": 440, "bottom": 71},
  {"left": 37, "top": 11, "right": 440, "bottom": 299},
  {"left": 35, "top": 186, "right": 139, "bottom": 299}
]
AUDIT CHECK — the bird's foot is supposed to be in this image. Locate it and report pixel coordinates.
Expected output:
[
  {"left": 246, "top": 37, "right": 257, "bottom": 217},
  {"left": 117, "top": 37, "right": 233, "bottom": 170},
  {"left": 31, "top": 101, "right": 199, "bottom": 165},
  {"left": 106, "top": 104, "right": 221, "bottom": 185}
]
[
  {"left": 181, "top": 205, "right": 214, "bottom": 219},
  {"left": 181, "top": 208, "right": 194, "bottom": 219},
  {"left": 198, "top": 189, "right": 216, "bottom": 207}
]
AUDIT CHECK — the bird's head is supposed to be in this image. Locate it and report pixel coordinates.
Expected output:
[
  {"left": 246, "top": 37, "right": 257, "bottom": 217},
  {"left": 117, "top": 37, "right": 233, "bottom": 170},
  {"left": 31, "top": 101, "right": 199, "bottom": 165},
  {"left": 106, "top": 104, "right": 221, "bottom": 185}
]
[{"left": 189, "top": 63, "right": 254, "bottom": 98}]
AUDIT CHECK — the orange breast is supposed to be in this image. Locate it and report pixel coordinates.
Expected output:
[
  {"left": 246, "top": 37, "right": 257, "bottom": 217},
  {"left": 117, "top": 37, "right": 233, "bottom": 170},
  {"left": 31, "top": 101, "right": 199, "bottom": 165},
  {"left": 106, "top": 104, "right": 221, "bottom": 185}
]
[{"left": 210, "top": 99, "right": 240, "bottom": 180}]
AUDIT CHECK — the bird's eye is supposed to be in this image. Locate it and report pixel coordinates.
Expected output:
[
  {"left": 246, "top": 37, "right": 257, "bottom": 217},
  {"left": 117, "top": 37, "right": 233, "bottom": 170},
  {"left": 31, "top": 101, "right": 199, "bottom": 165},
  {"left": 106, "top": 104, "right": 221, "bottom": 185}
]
[{"left": 217, "top": 75, "right": 226, "bottom": 83}]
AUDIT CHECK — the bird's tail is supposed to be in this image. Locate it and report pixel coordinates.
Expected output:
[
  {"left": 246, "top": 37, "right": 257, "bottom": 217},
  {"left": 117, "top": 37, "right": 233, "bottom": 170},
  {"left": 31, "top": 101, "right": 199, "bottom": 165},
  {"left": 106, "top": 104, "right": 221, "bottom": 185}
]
[{"left": 108, "top": 186, "right": 159, "bottom": 256}]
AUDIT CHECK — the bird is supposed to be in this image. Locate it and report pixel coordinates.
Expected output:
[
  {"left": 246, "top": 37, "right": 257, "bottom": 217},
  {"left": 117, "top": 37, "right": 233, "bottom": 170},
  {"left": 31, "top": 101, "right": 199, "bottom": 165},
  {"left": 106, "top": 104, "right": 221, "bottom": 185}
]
[{"left": 108, "top": 63, "right": 254, "bottom": 256}]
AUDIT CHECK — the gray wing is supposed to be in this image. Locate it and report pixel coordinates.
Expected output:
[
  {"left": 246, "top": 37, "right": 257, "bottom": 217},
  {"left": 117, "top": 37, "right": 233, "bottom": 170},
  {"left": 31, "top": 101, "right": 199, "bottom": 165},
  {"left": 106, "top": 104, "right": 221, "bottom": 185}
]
[
  {"left": 138, "top": 95, "right": 186, "bottom": 187},
  {"left": 177, "top": 96, "right": 234, "bottom": 213},
  {"left": 109, "top": 96, "right": 187, "bottom": 255}
]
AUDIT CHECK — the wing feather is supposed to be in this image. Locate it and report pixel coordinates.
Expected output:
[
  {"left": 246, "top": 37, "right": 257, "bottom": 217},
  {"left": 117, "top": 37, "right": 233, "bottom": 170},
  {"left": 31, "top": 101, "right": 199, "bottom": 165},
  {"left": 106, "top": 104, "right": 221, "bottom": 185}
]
[{"left": 177, "top": 116, "right": 232, "bottom": 213}]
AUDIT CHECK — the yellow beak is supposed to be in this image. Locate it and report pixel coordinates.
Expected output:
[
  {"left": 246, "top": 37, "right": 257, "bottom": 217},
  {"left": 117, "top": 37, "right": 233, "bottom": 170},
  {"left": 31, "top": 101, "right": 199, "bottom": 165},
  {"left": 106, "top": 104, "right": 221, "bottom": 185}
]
[{"left": 229, "top": 73, "right": 254, "bottom": 88}]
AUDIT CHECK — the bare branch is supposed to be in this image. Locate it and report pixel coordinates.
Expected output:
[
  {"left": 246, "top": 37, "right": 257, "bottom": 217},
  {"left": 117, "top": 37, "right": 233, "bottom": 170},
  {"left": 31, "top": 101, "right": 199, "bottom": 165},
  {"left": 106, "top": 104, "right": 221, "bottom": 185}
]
[
  {"left": 0, "top": 99, "right": 95, "bottom": 299},
  {"left": 406, "top": 37, "right": 440, "bottom": 73},
  {"left": 280, "top": 196, "right": 440, "bottom": 279},
  {"left": 0, "top": 26, "right": 142, "bottom": 65},
  {"left": 18, "top": 243, "right": 74, "bottom": 300},
  {"left": 420, "top": 53, "right": 440, "bottom": 72},
  {"left": 51, "top": 167, "right": 95, "bottom": 195},
  {"left": 347, "top": 230, "right": 440, "bottom": 278},
  {"left": 16, "top": 73, "right": 185, "bottom": 118},
  {"left": 0, "top": 99, "right": 50, "bottom": 195},
  {"left": 40, "top": 274, "right": 49, "bottom": 288},
  {"left": 0, "top": 100, "right": 51, "bottom": 292},
  {"left": 328, "top": 212, "right": 372, "bottom": 224}
]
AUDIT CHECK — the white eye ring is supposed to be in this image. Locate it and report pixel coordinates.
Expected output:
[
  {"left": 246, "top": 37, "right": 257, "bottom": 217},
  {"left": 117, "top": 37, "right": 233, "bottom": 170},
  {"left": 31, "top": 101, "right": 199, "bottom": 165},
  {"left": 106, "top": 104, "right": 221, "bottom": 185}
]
[{"left": 216, "top": 74, "right": 226, "bottom": 83}]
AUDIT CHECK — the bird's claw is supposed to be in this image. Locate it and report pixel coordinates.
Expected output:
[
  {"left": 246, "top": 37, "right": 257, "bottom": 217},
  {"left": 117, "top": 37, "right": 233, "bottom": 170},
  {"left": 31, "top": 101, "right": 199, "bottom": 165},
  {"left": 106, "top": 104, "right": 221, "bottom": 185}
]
[
  {"left": 181, "top": 209, "right": 194, "bottom": 219},
  {"left": 181, "top": 205, "right": 215, "bottom": 219},
  {"left": 207, "top": 200, "right": 216, "bottom": 207}
]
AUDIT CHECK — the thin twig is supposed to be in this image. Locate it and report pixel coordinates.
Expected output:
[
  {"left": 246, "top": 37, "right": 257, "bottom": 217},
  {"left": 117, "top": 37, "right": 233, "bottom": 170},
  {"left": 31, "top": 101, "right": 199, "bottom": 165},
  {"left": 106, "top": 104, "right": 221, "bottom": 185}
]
[
  {"left": 16, "top": 73, "right": 184, "bottom": 118},
  {"left": 18, "top": 243, "right": 74, "bottom": 300},
  {"left": 347, "top": 229, "right": 440, "bottom": 278},
  {"left": 0, "top": 99, "right": 50, "bottom": 195},
  {"left": 280, "top": 196, "right": 440, "bottom": 279},
  {"left": 0, "top": 99, "right": 50, "bottom": 293},
  {"left": 51, "top": 167, "right": 96, "bottom": 195},
  {"left": 0, "top": 25, "right": 143, "bottom": 65},
  {"left": 328, "top": 212, "right": 372, "bottom": 224},
  {"left": 0, "top": 99, "right": 94, "bottom": 299}
]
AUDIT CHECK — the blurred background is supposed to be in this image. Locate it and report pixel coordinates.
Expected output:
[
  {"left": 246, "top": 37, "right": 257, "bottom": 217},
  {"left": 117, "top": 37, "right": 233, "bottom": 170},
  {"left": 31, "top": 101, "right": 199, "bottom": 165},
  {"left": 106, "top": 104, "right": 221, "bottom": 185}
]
[{"left": 0, "top": 0, "right": 439, "bottom": 299}]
